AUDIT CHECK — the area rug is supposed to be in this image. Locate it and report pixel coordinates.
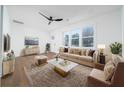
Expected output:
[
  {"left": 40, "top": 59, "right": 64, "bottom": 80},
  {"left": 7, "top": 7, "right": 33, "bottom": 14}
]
[{"left": 24, "top": 63, "right": 92, "bottom": 87}]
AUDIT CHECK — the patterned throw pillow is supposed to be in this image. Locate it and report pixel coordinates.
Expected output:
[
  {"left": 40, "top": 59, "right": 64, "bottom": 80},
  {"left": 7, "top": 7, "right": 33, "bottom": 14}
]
[
  {"left": 111, "top": 54, "right": 121, "bottom": 67},
  {"left": 104, "top": 61, "right": 115, "bottom": 81},
  {"left": 88, "top": 49, "right": 95, "bottom": 57},
  {"left": 64, "top": 48, "right": 68, "bottom": 52}
]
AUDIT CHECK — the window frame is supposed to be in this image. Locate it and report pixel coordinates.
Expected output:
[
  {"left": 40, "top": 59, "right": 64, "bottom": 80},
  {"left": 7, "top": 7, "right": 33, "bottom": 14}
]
[
  {"left": 64, "top": 34, "right": 69, "bottom": 46},
  {"left": 63, "top": 25, "right": 96, "bottom": 49},
  {"left": 71, "top": 33, "right": 79, "bottom": 47},
  {"left": 82, "top": 26, "right": 95, "bottom": 48}
]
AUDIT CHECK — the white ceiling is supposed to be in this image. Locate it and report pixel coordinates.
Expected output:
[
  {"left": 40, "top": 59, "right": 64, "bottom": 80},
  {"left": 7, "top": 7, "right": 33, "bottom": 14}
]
[{"left": 7, "top": 5, "right": 122, "bottom": 31}]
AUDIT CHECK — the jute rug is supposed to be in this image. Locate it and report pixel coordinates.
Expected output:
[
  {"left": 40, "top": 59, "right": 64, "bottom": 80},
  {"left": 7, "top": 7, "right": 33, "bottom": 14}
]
[{"left": 24, "top": 63, "right": 92, "bottom": 87}]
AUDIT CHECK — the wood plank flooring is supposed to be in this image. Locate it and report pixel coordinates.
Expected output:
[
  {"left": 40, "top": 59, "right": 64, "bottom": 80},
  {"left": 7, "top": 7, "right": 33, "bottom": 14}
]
[{"left": 1, "top": 52, "right": 56, "bottom": 87}]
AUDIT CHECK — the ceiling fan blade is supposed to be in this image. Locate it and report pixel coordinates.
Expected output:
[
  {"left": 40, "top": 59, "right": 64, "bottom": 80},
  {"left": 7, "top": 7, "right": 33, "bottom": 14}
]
[
  {"left": 39, "top": 12, "right": 63, "bottom": 25},
  {"left": 39, "top": 12, "right": 50, "bottom": 20},
  {"left": 48, "top": 21, "right": 52, "bottom": 25},
  {"left": 53, "top": 19, "right": 63, "bottom": 21}
]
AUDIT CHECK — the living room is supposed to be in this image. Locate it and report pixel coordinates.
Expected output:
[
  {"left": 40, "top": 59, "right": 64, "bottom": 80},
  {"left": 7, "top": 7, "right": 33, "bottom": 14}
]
[{"left": 0, "top": 5, "right": 124, "bottom": 87}]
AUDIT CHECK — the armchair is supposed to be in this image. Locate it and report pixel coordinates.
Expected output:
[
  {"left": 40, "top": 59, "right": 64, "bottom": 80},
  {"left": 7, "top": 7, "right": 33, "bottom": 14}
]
[{"left": 88, "top": 61, "right": 124, "bottom": 87}]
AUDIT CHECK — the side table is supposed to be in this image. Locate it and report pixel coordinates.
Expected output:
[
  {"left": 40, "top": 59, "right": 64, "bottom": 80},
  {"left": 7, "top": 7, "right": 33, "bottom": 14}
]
[{"left": 99, "top": 55, "right": 105, "bottom": 64}]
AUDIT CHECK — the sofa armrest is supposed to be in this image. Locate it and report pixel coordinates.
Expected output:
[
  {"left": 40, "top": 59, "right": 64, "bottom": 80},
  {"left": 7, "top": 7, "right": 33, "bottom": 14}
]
[
  {"left": 88, "top": 75, "right": 111, "bottom": 87},
  {"left": 93, "top": 51, "right": 99, "bottom": 63}
]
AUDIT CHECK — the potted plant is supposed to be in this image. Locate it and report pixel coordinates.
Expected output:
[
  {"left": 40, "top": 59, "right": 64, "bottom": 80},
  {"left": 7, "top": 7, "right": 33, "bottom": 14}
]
[
  {"left": 45, "top": 43, "right": 50, "bottom": 53},
  {"left": 110, "top": 42, "right": 122, "bottom": 55}
]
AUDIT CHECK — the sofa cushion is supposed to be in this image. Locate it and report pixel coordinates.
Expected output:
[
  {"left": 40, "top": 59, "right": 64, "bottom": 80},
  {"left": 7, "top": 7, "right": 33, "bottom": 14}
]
[
  {"left": 73, "top": 48, "right": 82, "bottom": 55},
  {"left": 67, "top": 54, "right": 81, "bottom": 59},
  {"left": 68, "top": 48, "right": 74, "bottom": 54},
  {"left": 104, "top": 61, "right": 115, "bottom": 81},
  {"left": 90, "top": 69, "right": 105, "bottom": 81},
  {"left": 59, "top": 53, "right": 70, "bottom": 57},
  {"left": 81, "top": 49, "right": 86, "bottom": 56},
  {"left": 78, "top": 55, "right": 93, "bottom": 62},
  {"left": 60, "top": 53, "right": 93, "bottom": 62},
  {"left": 89, "top": 69, "right": 110, "bottom": 85}
]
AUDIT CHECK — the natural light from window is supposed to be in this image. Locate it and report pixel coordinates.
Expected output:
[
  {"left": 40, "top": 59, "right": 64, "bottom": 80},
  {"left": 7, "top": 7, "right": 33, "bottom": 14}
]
[{"left": 64, "top": 25, "right": 94, "bottom": 48}]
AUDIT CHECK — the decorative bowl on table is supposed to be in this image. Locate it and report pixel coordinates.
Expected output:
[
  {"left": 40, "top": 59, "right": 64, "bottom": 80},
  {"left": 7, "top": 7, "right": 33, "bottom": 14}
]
[{"left": 59, "top": 59, "right": 70, "bottom": 66}]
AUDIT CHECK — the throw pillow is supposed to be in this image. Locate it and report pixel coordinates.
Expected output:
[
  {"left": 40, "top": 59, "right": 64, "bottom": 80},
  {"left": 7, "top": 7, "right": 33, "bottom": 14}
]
[
  {"left": 104, "top": 61, "right": 115, "bottom": 81},
  {"left": 68, "top": 48, "right": 73, "bottom": 54},
  {"left": 88, "top": 49, "right": 95, "bottom": 57},
  {"left": 86, "top": 49, "right": 90, "bottom": 56},
  {"left": 59, "top": 47, "right": 64, "bottom": 53},
  {"left": 72, "top": 48, "right": 76, "bottom": 54},
  {"left": 111, "top": 54, "right": 121, "bottom": 67},
  {"left": 64, "top": 48, "right": 68, "bottom": 52},
  {"left": 81, "top": 49, "right": 86, "bottom": 56},
  {"left": 74, "top": 49, "right": 81, "bottom": 55}
]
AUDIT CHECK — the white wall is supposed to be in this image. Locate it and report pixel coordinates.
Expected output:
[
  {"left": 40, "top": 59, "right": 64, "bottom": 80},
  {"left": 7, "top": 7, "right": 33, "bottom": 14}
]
[
  {"left": 0, "top": 6, "right": 3, "bottom": 77},
  {"left": 3, "top": 6, "right": 10, "bottom": 35},
  {"left": 3, "top": 6, "right": 11, "bottom": 57},
  {"left": 50, "top": 9, "right": 122, "bottom": 53},
  {"left": 10, "top": 23, "right": 50, "bottom": 57},
  {"left": 122, "top": 6, "right": 124, "bottom": 57},
  {"left": 0, "top": 6, "right": 11, "bottom": 77}
]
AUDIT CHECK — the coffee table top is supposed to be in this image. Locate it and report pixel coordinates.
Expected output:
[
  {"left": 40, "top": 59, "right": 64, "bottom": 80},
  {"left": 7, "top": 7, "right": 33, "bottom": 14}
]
[
  {"left": 35, "top": 55, "right": 48, "bottom": 59},
  {"left": 48, "top": 58, "right": 78, "bottom": 72}
]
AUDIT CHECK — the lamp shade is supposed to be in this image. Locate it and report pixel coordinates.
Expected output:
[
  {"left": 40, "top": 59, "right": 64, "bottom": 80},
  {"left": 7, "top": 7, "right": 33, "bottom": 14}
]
[{"left": 97, "top": 44, "right": 105, "bottom": 49}]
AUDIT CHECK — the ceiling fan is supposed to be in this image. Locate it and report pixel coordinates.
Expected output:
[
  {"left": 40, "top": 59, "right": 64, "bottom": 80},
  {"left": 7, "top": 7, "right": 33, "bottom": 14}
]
[{"left": 39, "top": 12, "right": 63, "bottom": 25}]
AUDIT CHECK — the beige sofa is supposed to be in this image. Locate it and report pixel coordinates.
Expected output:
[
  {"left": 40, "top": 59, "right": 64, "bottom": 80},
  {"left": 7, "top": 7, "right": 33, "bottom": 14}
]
[{"left": 59, "top": 47, "right": 99, "bottom": 67}]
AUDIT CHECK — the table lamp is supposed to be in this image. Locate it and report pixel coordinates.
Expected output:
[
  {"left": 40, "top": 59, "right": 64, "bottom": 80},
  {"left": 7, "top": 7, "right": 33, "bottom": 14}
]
[{"left": 97, "top": 44, "right": 105, "bottom": 55}]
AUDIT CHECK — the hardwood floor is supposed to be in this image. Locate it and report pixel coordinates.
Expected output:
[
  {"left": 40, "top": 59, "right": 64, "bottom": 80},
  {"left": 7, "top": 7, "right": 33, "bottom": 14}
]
[{"left": 1, "top": 52, "right": 56, "bottom": 87}]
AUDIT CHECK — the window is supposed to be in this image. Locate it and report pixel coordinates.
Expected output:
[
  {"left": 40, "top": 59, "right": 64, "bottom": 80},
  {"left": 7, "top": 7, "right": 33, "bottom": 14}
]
[
  {"left": 71, "top": 33, "right": 79, "bottom": 47},
  {"left": 64, "top": 35, "right": 69, "bottom": 46},
  {"left": 82, "top": 26, "right": 94, "bottom": 47},
  {"left": 63, "top": 26, "right": 94, "bottom": 48}
]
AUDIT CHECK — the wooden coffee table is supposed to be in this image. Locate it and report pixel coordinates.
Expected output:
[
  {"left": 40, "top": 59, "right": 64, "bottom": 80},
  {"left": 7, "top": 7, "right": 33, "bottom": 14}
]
[{"left": 48, "top": 58, "right": 78, "bottom": 77}]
